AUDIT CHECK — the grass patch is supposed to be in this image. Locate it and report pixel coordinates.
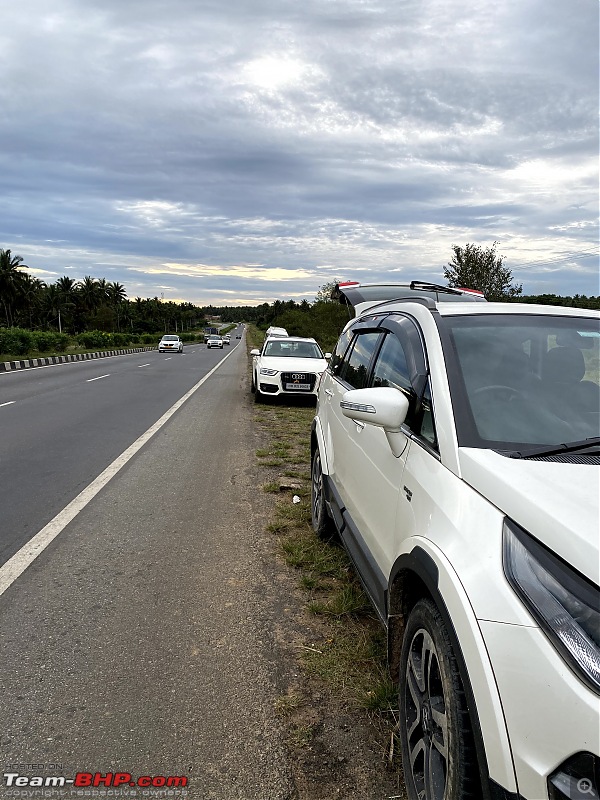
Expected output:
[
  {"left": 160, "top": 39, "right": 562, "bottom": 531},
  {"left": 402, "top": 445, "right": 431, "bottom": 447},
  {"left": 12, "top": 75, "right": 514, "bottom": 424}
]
[
  {"left": 288, "top": 724, "right": 315, "bottom": 748},
  {"left": 308, "top": 583, "right": 370, "bottom": 617},
  {"left": 248, "top": 321, "right": 398, "bottom": 728},
  {"left": 262, "top": 482, "right": 282, "bottom": 493},
  {"left": 275, "top": 692, "right": 304, "bottom": 718}
]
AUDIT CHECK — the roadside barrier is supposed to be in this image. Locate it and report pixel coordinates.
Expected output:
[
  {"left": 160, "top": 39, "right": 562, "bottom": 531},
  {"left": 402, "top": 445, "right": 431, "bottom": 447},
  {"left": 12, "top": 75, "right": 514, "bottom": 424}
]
[{"left": 0, "top": 346, "right": 157, "bottom": 372}]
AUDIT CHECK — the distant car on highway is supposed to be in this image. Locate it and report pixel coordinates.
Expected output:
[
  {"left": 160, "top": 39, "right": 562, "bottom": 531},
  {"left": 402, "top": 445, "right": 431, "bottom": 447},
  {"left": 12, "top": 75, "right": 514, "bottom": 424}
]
[
  {"left": 223, "top": 335, "right": 231, "bottom": 345},
  {"left": 158, "top": 334, "right": 183, "bottom": 353},
  {"left": 206, "top": 336, "right": 223, "bottom": 349}
]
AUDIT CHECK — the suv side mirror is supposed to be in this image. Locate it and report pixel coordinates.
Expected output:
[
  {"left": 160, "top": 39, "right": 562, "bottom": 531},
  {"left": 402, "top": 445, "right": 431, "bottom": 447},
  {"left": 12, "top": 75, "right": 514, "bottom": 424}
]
[
  {"left": 341, "top": 387, "right": 409, "bottom": 457},
  {"left": 250, "top": 349, "right": 260, "bottom": 356}
]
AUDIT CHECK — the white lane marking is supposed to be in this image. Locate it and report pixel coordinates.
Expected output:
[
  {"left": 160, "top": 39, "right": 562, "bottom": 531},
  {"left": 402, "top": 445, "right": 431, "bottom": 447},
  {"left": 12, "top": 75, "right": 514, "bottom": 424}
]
[
  {"left": 164, "top": 357, "right": 172, "bottom": 360},
  {"left": 0, "top": 345, "right": 238, "bottom": 597},
  {"left": 0, "top": 401, "right": 16, "bottom": 407},
  {"left": 86, "top": 374, "right": 110, "bottom": 382},
  {"left": 138, "top": 363, "right": 151, "bottom": 368}
]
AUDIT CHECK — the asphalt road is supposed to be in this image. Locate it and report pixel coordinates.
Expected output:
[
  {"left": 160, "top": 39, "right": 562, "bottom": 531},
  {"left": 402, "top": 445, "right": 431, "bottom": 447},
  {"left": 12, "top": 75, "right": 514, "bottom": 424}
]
[
  {"left": 0, "top": 328, "right": 297, "bottom": 799},
  {"left": 0, "top": 333, "right": 239, "bottom": 567}
]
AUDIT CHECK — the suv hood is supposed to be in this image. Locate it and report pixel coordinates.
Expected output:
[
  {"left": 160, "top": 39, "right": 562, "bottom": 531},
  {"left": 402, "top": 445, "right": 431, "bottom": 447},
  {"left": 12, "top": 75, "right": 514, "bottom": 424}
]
[{"left": 459, "top": 448, "right": 599, "bottom": 584}]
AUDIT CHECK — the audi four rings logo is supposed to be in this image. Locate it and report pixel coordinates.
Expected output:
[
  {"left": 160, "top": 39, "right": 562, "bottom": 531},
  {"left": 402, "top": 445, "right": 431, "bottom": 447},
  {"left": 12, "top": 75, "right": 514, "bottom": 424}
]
[{"left": 291, "top": 373, "right": 305, "bottom": 379}]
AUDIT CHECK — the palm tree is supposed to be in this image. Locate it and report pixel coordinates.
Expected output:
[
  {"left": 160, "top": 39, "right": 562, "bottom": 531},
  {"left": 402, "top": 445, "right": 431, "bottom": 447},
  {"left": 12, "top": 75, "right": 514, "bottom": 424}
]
[
  {"left": 77, "top": 276, "right": 103, "bottom": 315},
  {"left": 0, "top": 249, "right": 29, "bottom": 326},
  {"left": 107, "top": 282, "right": 127, "bottom": 332},
  {"left": 18, "top": 275, "right": 45, "bottom": 329},
  {"left": 55, "top": 276, "right": 78, "bottom": 332}
]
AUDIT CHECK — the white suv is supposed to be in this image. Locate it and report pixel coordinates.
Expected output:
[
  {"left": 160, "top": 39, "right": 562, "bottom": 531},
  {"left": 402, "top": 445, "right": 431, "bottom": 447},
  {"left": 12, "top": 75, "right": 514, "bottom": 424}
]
[
  {"left": 311, "top": 282, "right": 599, "bottom": 800},
  {"left": 251, "top": 336, "right": 330, "bottom": 402}
]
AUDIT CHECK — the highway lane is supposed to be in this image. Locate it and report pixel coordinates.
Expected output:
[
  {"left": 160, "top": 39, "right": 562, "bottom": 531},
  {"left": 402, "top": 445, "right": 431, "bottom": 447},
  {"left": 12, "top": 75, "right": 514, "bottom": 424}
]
[
  {"left": 0, "top": 328, "right": 244, "bottom": 567},
  {"left": 0, "top": 325, "right": 296, "bottom": 799}
]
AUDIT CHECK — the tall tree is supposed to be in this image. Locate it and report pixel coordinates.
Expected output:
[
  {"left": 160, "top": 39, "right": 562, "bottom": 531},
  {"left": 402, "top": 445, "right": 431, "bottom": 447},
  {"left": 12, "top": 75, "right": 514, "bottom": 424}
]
[
  {"left": 315, "top": 279, "right": 342, "bottom": 303},
  {"left": 0, "top": 249, "right": 29, "bottom": 326},
  {"left": 444, "top": 242, "right": 522, "bottom": 301},
  {"left": 107, "top": 282, "right": 127, "bottom": 331}
]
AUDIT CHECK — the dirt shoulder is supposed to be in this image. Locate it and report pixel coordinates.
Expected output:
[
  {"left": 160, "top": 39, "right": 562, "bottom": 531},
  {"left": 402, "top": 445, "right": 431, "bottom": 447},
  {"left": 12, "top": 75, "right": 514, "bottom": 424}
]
[{"left": 246, "top": 375, "right": 405, "bottom": 800}]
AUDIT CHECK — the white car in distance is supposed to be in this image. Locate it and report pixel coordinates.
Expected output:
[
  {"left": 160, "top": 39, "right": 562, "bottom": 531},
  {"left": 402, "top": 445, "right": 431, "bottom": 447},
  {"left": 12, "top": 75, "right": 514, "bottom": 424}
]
[
  {"left": 251, "top": 337, "right": 330, "bottom": 402},
  {"left": 158, "top": 334, "right": 183, "bottom": 353}
]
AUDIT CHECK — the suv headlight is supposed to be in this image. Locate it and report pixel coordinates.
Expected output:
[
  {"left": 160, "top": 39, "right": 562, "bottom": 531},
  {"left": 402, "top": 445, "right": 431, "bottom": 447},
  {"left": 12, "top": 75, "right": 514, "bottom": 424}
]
[
  {"left": 503, "top": 519, "right": 600, "bottom": 694},
  {"left": 260, "top": 367, "right": 278, "bottom": 376}
]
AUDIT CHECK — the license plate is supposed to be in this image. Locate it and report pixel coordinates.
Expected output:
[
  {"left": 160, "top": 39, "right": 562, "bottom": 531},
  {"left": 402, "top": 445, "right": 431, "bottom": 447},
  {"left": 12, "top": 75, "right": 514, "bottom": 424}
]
[{"left": 286, "top": 383, "right": 310, "bottom": 390}]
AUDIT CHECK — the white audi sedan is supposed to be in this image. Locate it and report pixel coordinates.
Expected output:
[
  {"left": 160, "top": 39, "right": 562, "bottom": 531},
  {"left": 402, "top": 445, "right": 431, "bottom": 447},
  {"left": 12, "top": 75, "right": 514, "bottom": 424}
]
[{"left": 251, "top": 337, "right": 330, "bottom": 402}]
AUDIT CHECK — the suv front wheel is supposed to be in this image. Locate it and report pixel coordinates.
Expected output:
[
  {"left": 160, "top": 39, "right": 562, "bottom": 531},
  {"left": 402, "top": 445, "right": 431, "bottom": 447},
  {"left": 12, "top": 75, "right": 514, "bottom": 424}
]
[{"left": 399, "top": 598, "right": 479, "bottom": 800}]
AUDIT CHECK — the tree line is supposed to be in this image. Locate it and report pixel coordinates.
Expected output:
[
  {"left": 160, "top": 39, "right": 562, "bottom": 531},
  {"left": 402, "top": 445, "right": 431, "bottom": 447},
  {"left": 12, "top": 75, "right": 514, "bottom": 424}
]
[
  {"left": 1, "top": 245, "right": 597, "bottom": 345},
  {"left": 0, "top": 249, "right": 206, "bottom": 334}
]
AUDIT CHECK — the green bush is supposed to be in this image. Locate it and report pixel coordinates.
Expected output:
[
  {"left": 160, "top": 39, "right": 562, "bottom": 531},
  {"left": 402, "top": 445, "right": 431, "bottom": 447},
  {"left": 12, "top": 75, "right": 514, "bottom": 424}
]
[
  {"left": 0, "top": 328, "right": 34, "bottom": 356},
  {"left": 31, "top": 331, "right": 70, "bottom": 353},
  {"left": 141, "top": 333, "right": 157, "bottom": 344},
  {"left": 77, "top": 330, "right": 115, "bottom": 349},
  {"left": 52, "top": 333, "right": 70, "bottom": 352},
  {"left": 112, "top": 333, "right": 130, "bottom": 347}
]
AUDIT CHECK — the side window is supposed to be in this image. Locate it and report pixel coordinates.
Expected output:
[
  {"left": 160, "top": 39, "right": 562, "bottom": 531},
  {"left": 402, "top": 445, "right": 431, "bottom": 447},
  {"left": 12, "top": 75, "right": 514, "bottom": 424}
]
[
  {"left": 371, "top": 331, "right": 438, "bottom": 449},
  {"left": 329, "top": 329, "right": 353, "bottom": 376},
  {"left": 372, "top": 333, "right": 411, "bottom": 395},
  {"left": 340, "top": 331, "right": 382, "bottom": 389}
]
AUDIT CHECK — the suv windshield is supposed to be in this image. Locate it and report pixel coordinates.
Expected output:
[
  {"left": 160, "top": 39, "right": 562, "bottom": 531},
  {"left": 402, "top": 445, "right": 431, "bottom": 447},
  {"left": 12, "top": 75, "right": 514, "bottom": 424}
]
[
  {"left": 263, "top": 341, "right": 323, "bottom": 359},
  {"left": 162, "top": 335, "right": 179, "bottom": 341},
  {"left": 444, "top": 314, "right": 600, "bottom": 448}
]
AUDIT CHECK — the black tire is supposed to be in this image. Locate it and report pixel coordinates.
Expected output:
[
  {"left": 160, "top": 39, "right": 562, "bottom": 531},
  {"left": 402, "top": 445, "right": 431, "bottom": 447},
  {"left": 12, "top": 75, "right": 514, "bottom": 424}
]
[
  {"left": 399, "top": 599, "right": 479, "bottom": 800},
  {"left": 311, "top": 448, "right": 335, "bottom": 539},
  {"left": 254, "top": 387, "right": 264, "bottom": 403},
  {"left": 251, "top": 371, "right": 256, "bottom": 393}
]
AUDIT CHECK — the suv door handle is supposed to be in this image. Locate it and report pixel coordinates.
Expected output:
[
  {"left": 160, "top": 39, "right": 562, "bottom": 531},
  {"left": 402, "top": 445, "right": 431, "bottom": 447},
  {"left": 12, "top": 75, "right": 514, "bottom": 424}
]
[{"left": 324, "top": 389, "right": 334, "bottom": 397}]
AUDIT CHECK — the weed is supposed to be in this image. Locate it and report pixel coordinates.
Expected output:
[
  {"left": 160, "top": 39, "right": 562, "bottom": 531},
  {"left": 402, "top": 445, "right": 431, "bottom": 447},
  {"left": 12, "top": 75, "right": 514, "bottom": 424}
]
[
  {"left": 275, "top": 692, "right": 304, "bottom": 717},
  {"left": 262, "top": 482, "right": 281, "bottom": 493},
  {"left": 308, "top": 583, "right": 369, "bottom": 617},
  {"left": 288, "top": 724, "right": 314, "bottom": 748}
]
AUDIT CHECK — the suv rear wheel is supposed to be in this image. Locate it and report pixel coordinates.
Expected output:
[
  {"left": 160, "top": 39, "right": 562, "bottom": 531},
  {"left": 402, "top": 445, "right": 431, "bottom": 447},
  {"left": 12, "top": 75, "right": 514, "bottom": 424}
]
[
  {"left": 311, "top": 449, "right": 335, "bottom": 539},
  {"left": 399, "top": 598, "right": 479, "bottom": 800}
]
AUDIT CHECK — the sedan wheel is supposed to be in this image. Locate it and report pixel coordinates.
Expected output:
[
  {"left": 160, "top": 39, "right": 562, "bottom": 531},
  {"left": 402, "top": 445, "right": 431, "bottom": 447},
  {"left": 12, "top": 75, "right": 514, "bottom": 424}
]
[{"left": 399, "top": 599, "right": 479, "bottom": 800}]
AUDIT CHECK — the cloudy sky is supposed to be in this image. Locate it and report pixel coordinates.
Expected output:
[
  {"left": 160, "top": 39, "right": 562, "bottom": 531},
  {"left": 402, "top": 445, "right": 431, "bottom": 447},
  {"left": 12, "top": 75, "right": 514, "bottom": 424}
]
[{"left": 1, "top": 0, "right": 598, "bottom": 306}]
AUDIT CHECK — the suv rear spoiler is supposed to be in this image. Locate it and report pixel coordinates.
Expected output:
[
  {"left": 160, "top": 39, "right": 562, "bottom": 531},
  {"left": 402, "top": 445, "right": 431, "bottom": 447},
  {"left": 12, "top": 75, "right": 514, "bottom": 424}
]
[{"left": 331, "top": 281, "right": 486, "bottom": 316}]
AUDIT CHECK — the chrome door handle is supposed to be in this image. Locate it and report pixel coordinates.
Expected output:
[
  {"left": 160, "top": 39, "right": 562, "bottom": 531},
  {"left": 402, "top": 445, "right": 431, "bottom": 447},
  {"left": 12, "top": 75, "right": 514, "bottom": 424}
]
[{"left": 324, "top": 389, "right": 334, "bottom": 397}]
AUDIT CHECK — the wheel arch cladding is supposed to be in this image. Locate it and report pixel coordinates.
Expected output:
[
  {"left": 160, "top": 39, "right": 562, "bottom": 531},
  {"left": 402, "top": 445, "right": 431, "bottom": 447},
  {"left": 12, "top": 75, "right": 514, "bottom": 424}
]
[{"left": 387, "top": 546, "right": 515, "bottom": 799}]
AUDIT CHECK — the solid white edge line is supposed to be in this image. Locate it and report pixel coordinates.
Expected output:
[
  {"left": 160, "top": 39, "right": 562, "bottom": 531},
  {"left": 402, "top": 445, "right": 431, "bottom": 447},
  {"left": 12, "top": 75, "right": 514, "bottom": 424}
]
[
  {"left": 0, "top": 346, "right": 238, "bottom": 598},
  {"left": 0, "top": 401, "right": 16, "bottom": 407}
]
